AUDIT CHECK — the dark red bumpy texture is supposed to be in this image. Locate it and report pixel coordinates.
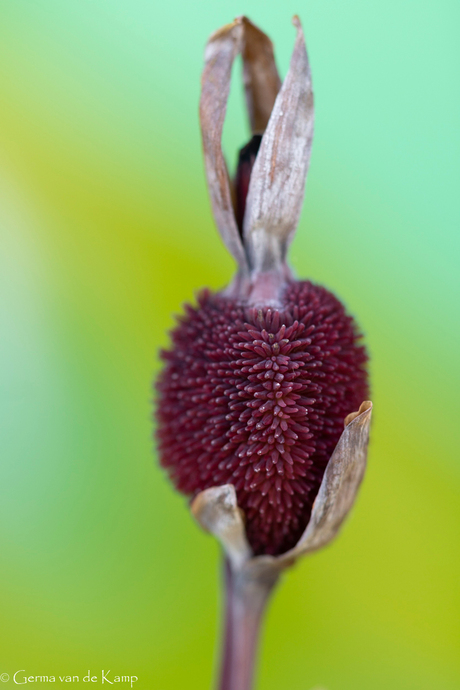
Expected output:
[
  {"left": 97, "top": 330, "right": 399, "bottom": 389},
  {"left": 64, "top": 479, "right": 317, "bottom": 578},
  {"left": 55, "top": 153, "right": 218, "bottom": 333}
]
[{"left": 156, "top": 281, "right": 368, "bottom": 556}]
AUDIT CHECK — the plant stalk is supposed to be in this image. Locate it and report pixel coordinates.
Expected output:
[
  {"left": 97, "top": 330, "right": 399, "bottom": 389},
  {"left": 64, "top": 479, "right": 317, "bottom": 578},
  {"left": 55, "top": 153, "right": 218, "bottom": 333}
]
[{"left": 217, "top": 558, "right": 278, "bottom": 690}]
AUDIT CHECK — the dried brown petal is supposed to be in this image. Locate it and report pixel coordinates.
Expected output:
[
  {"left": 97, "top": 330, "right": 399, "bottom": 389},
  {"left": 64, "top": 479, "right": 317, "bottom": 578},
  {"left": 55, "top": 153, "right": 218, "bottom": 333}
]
[
  {"left": 278, "top": 400, "right": 372, "bottom": 562},
  {"left": 199, "top": 20, "right": 249, "bottom": 274},
  {"left": 240, "top": 17, "right": 281, "bottom": 135},
  {"left": 243, "top": 17, "right": 314, "bottom": 275}
]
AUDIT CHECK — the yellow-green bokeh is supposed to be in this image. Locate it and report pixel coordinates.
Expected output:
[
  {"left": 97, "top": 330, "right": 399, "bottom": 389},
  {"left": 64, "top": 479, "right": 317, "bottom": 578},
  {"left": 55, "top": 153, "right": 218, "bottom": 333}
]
[{"left": 1, "top": 1, "right": 459, "bottom": 688}]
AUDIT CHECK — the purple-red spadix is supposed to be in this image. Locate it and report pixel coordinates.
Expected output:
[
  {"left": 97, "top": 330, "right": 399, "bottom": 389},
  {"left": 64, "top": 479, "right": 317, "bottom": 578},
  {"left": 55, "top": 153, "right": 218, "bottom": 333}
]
[{"left": 155, "top": 16, "right": 369, "bottom": 557}]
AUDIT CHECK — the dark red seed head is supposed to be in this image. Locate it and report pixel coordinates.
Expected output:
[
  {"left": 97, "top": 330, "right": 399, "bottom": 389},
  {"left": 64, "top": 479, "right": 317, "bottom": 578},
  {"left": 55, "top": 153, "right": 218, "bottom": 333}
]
[{"left": 156, "top": 280, "right": 368, "bottom": 556}]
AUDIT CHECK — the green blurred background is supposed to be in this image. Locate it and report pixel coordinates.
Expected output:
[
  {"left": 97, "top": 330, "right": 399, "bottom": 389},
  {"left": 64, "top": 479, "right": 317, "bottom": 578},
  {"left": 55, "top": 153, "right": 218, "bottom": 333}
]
[{"left": 1, "top": 0, "right": 459, "bottom": 688}]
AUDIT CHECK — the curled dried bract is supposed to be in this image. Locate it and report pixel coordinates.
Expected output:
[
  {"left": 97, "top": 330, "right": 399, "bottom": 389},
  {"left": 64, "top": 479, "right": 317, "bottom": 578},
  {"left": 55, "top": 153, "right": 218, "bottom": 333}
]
[{"left": 192, "top": 401, "right": 372, "bottom": 582}]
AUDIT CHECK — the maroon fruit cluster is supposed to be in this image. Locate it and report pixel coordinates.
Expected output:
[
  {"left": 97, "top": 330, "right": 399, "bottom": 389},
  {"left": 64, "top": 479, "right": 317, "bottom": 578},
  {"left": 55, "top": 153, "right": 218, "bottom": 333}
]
[{"left": 156, "top": 280, "right": 368, "bottom": 555}]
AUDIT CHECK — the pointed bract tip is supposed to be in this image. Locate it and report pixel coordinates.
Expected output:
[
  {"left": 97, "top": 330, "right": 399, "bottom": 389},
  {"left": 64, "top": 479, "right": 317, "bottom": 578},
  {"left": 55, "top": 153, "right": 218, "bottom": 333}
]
[
  {"left": 345, "top": 400, "right": 372, "bottom": 427},
  {"left": 207, "top": 17, "right": 241, "bottom": 43}
]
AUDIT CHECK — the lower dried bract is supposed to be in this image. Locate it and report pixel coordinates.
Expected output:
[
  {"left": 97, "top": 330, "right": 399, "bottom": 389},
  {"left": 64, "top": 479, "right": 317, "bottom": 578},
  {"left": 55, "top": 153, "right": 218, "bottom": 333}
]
[{"left": 192, "top": 401, "right": 372, "bottom": 690}]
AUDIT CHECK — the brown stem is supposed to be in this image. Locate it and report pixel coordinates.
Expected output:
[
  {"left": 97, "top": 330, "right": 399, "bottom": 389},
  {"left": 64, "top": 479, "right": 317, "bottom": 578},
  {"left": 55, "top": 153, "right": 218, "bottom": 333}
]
[{"left": 217, "top": 558, "right": 278, "bottom": 690}]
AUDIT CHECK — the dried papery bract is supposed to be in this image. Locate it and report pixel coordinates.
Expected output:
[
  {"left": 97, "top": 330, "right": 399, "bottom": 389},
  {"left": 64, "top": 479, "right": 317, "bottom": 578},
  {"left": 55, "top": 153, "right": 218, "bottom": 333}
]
[
  {"left": 200, "top": 20, "right": 248, "bottom": 276},
  {"left": 243, "top": 17, "right": 314, "bottom": 281},
  {"left": 192, "top": 401, "right": 373, "bottom": 569},
  {"left": 240, "top": 17, "right": 281, "bottom": 135}
]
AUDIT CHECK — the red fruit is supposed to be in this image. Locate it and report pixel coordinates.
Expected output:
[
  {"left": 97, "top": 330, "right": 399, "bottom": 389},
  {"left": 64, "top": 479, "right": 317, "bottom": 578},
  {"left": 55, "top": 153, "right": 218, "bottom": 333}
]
[{"left": 156, "top": 281, "right": 368, "bottom": 555}]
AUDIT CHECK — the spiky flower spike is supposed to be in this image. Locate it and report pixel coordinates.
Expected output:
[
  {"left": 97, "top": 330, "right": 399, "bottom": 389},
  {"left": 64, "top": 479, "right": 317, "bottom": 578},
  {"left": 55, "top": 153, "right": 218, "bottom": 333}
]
[
  {"left": 155, "top": 16, "right": 372, "bottom": 690},
  {"left": 159, "top": 285, "right": 367, "bottom": 555}
]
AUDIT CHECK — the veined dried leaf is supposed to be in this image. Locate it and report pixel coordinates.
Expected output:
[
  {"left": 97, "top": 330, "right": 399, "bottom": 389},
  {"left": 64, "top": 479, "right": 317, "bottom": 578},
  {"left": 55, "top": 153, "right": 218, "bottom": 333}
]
[
  {"left": 241, "top": 17, "right": 281, "bottom": 135},
  {"left": 243, "top": 17, "right": 314, "bottom": 275},
  {"left": 199, "top": 20, "right": 248, "bottom": 273},
  {"left": 279, "top": 400, "right": 372, "bottom": 562}
]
